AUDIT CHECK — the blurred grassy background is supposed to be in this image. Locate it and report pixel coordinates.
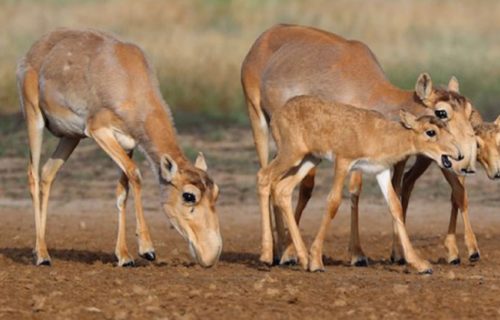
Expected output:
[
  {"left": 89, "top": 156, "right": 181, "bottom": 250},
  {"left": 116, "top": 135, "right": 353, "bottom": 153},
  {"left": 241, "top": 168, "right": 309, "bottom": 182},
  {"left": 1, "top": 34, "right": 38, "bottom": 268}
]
[{"left": 1, "top": 0, "right": 499, "bottom": 125}]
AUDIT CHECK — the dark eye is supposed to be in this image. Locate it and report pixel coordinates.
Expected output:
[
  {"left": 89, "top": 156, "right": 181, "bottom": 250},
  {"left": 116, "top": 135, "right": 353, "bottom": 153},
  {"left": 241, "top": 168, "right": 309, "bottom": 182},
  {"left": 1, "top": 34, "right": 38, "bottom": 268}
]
[
  {"left": 435, "top": 110, "right": 448, "bottom": 119},
  {"left": 182, "top": 192, "right": 196, "bottom": 204},
  {"left": 426, "top": 130, "right": 436, "bottom": 137}
]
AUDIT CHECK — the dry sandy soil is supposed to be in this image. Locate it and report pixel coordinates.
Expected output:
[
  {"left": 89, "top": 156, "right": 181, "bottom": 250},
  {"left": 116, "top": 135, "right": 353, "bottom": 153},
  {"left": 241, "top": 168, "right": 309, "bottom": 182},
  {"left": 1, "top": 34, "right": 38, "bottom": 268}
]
[{"left": 1, "top": 128, "right": 500, "bottom": 319}]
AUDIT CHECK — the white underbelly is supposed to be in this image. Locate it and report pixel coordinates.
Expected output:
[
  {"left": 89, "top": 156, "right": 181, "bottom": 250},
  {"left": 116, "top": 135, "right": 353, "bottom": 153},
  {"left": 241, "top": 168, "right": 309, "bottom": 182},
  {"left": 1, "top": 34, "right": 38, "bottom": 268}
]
[
  {"left": 350, "top": 159, "right": 389, "bottom": 175},
  {"left": 313, "top": 151, "right": 335, "bottom": 162},
  {"left": 43, "top": 110, "right": 86, "bottom": 137}
]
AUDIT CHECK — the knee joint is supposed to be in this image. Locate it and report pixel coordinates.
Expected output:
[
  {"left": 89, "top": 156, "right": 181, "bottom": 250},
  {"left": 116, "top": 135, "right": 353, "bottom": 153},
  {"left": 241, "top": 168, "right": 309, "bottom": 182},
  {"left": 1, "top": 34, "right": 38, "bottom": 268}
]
[
  {"left": 128, "top": 168, "right": 142, "bottom": 185},
  {"left": 27, "top": 166, "right": 38, "bottom": 186}
]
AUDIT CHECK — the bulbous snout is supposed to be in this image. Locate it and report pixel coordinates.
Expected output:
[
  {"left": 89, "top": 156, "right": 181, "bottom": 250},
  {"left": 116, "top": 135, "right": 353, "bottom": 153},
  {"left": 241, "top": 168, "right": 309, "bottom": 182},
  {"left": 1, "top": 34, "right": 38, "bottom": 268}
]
[
  {"left": 441, "top": 144, "right": 464, "bottom": 170},
  {"left": 447, "top": 141, "right": 477, "bottom": 176},
  {"left": 484, "top": 162, "right": 500, "bottom": 180},
  {"left": 491, "top": 172, "right": 500, "bottom": 180},
  {"left": 188, "top": 231, "right": 222, "bottom": 267}
]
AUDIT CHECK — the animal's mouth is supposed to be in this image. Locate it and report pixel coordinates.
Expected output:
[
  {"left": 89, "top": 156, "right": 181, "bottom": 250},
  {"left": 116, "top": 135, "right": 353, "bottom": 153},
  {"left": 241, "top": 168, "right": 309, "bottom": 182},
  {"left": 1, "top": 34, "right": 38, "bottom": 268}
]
[{"left": 441, "top": 155, "right": 452, "bottom": 169}]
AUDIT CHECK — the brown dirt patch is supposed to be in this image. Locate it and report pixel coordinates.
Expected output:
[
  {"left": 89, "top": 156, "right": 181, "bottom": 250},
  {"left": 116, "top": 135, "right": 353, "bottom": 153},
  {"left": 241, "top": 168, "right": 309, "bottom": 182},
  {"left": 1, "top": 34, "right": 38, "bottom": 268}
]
[{"left": 1, "top": 128, "right": 500, "bottom": 319}]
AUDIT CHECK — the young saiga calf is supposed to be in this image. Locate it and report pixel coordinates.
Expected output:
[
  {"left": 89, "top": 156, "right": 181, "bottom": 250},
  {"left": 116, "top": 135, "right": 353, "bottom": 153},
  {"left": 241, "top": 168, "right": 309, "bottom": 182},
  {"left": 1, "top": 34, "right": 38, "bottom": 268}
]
[
  {"left": 17, "top": 29, "right": 222, "bottom": 267},
  {"left": 258, "top": 95, "right": 462, "bottom": 273}
]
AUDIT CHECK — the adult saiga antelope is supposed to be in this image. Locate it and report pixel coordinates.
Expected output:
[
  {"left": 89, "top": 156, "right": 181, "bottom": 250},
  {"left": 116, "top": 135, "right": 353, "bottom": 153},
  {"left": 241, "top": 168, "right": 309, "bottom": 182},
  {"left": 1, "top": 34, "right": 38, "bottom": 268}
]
[
  {"left": 17, "top": 29, "right": 222, "bottom": 267},
  {"left": 259, "top": 95, "right": 461, "bottom": 273},
  {"left": 241, "top": 24, "right": 478, "bottom": 266}
]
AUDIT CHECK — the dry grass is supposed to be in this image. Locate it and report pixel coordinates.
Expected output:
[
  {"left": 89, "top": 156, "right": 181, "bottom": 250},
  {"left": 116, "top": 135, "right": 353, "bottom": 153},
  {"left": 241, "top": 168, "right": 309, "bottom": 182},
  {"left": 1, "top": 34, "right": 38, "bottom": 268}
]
[{"left": 1, "top": 0, "right": 500, "bottom": 121}]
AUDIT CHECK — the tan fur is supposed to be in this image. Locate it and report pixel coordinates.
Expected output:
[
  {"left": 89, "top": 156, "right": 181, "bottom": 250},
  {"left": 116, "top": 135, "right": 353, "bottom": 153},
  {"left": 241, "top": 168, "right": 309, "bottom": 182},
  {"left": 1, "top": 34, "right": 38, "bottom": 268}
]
[
  {"left": 258, "top": 95, "right": 460, "bottom": 273},
  {"left": 18, "top": 29, "right": 222, "bottom": 267},
  {"left": 241, "top": 24, "right": 479, "bottom": 265},
  {"left": 475, "top": 119, "right": 500, "bottom": 179}
]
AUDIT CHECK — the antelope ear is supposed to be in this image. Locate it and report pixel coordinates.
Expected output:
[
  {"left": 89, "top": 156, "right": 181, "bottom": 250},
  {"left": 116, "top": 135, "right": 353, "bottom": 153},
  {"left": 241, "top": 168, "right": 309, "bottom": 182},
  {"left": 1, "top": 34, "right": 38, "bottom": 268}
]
[
  {"left": 448, "top": 76, "right": 460, "bottom": 93},
  {"left": 195, "top": 152, "right": 208, "bottom": 171},
  {"left": 400, "top": 110, "right": 418, "bottom": 129},
  {"left": 494, "top": 115, "right": 500, "bottom": 128},
  {"left": 160, "top": 154, "right": 178, "bottom": 182},
  {"left": 465, "top": 101, "right": 472, "bottom": 119},
  {"left": 415, "top": 73, "right": 433, "bottom": 102}
]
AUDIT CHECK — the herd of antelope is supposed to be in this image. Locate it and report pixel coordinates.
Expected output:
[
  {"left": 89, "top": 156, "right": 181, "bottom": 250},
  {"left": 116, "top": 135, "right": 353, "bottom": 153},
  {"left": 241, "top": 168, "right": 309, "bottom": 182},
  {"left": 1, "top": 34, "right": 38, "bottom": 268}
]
[{"left": 16, "top": 24, "right": 500, "bottom": 275}]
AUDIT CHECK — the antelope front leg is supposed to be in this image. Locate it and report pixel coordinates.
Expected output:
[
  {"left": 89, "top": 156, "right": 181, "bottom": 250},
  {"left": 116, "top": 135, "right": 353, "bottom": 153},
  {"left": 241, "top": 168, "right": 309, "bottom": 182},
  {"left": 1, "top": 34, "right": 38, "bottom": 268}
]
[
  {"left": 309, "top": 159, "right": 349, "bottom": 272},
  {"left": 377, "top": 169, "right": 432, "bottom": 274},
  {"left": 348, "top": 171, "right": 368, "bottom": 266},
  {"left": 442, "top": 171, "right": 480, "bottom": 262},
  {"left": 396, "top": 156, "right": 432, "bottom": 264},
  {"left": 114, "top": 151, "right": 135, "bottom": 267},
  {"left": 272, "top": 156, "right": 319, "bottom": 270},
  {"left": 280, "top": 168, "right": 316, "bottom": 265},
  {"left": 445, "top": 200, "right": 460, "bottom": 264},
  {"left": 389, "top": 158, "right": 410, "bottom": 264},
  {"left": 90, "top": 126, "right": 155, "bottom": 262}
]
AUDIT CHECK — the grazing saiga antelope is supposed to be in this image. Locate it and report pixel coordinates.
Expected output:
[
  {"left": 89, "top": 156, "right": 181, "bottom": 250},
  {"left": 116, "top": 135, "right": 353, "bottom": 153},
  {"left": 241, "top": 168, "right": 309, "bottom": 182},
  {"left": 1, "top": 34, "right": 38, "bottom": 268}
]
[
  {"left": 241, "top": 24, "right": 478, "bottom": 266},
  {"left": 259, "top": 95, "right": 462, "bottom": 273},
  {"left": 17, "top": 29, "right": 222, "bottom": 267}
]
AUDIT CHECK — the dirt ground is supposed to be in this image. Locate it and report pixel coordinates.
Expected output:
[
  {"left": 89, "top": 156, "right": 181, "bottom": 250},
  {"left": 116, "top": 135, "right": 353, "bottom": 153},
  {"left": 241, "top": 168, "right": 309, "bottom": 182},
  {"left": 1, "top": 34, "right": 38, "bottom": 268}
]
[{"left": 2, "top": 127, "right": 500, "bottom": 319}]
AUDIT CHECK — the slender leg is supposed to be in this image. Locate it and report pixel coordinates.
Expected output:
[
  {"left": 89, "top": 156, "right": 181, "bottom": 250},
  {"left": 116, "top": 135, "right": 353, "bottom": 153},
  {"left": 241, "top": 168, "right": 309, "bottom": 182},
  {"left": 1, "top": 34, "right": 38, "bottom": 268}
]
[
  {"left": 393, "top": 156, "right": 432, "bottom": 263},
  {"left": 280, "top": 167, "right": 316, "bottom": 265},
  {"left": 377, "top": 169, "right": 432, "bottom": 274},
  {"left": 24, "top": 101, "right": 46, "bottom": 265},
  {"left": 401, "top": 156, "right": 433, "bottom": 217},
  {"left": 309, "top": 159, "right": 350, "bottom": 272},
  {"left": 389, "top": 158, "right": 409, "bottom": 264},
  {"left": 391, "top": 159, "right": 408, "bottom": 198},
  {"left": 348, "top": 170, "right": 368, "bottom": 266},
  {"left": 444, "top": 195, "right": 460, "bottom": 264},
  {"left": 20, "top": 68, "right": 50, "bottom": 266},
  {"left": 37, "top": 137, "right": 80, "bottom": 264},
  {"left": 246, "top": 98, "right": 269, "bottom": 169},
  {"left": 273, "top": 203, "right": 287, "bottom": 261},
  {"left": 114, "top": 150, "right": 137, "bottom": 266},
  {"left": 441, "top": 171, "right": 480, "bottom": 262},
  {"left": 272, "top": 157, "right": 320, "bottom": 270},
  {"left": 246, "top": 98, "right": 286, "bottom": 261},
  {"left": 89, "top": 126, "right": 155, "bottom": 260},
  {"left": 257, "top": 150, "right": 303, "bottom": 265}
]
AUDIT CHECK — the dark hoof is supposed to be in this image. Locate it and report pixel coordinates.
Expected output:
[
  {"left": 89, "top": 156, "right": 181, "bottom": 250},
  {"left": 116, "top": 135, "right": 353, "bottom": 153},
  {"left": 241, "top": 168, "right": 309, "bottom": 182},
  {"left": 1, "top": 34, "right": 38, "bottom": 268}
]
[
  {"left": 449, "top": 258, "right": 461, "bottom": 265},
  {"left": 122, "top": 260, "right": 135, "bottom": 267},
  {"left": 391, "top": 256, "right": 407, "bottom": 265},
  {"left": 38, "top": 259, "right": 51, "bottom": 266},
  {"left": 272, "top": 257, "right": 281, "bottom": 266},
  {"left": 469, "top": 252, "right": 480, "bottom": 262},
  {"left": 140, "top": 251, "right": 156, "bottom": 261},
  {"left": 280, "top": 258, "right": 297, "bottom": 266},
  {"left": 353, "top": 258, "right": 369, "bottom": 267},
  {"left": 419, "top": 268, "right": 433, "bottom": 275}
]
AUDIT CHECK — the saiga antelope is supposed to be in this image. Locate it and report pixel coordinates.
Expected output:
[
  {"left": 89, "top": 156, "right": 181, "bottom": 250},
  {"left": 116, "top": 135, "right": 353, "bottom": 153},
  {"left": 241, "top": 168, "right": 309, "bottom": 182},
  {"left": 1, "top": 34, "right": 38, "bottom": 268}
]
[
  {"left": 380, "top": 116, "right": 500, "bottom": 265},
  {"left": 475, "top": 117, "right": 500, "bottom": 180},
  {"left": 241, "top": 24, "right": 478, "bottom": 266},
  {"left": 17, "top": 29, "right": 222, "bottom": 267},
  {"left": 259, "top": 95, "right": 461, "bottom": 273}
]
